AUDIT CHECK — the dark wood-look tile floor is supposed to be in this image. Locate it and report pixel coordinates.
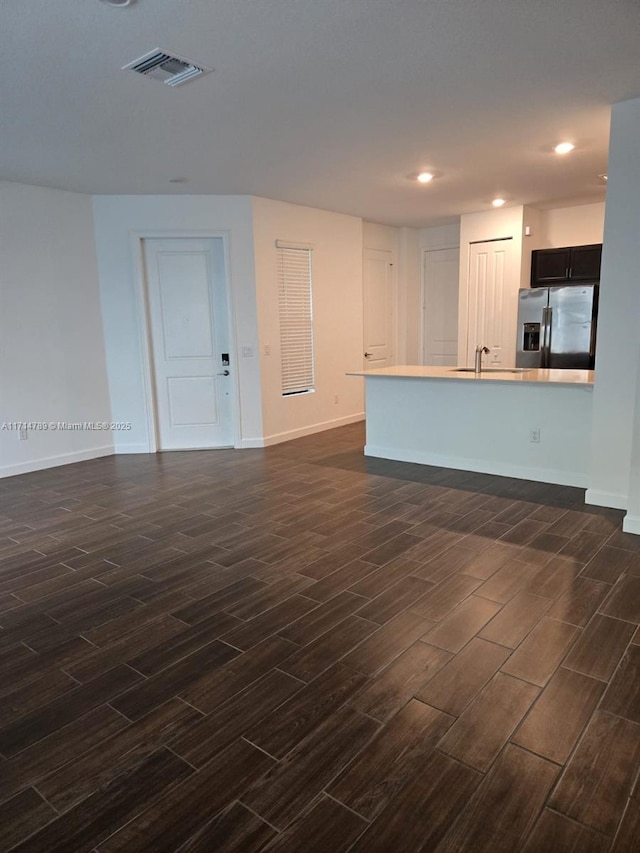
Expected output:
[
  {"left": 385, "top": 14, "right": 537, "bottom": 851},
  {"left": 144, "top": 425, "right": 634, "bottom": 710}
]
[{"left": 1, "top": 422, "right": 640, "bottom": 851}]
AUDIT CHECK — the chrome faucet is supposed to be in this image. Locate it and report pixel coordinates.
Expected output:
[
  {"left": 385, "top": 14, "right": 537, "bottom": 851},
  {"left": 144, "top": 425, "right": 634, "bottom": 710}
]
[{"left": 474, "top": 345, "right": 490, "bottom": 374}]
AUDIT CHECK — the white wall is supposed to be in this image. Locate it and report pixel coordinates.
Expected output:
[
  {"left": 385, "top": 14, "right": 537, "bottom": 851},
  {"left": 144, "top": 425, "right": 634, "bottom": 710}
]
[
  {"left": 542, "top": 202, "right": 605, "bottom": 248},
  {"left": 0, "top": 182, "right": 112, "bottom": 477},
  {"left": 626, "top": 345, "right": 640, "bottom": 530},
  {"left": 363, "top": 222, "right": 442, "bottom": 366},
  {"left": 91, "top": 195, "right": 262, "bottom": 452},
  {"left": 587, "top": 98, "right": 640, "bottom": 514},
  {"left": 363, "top": 221, "right": 399, "bottom": 255},
  {"left": 521, "top": 206, "right": 544, "bottom": 287},
  {"left": 398, "top": 228, "right": 422, "bottom": 363},
  {"left": 252, "top": 197, "right": 364, "bottom": 444},
  {"left": 420, "top": 222, "right": 461, "bottom": 252}
]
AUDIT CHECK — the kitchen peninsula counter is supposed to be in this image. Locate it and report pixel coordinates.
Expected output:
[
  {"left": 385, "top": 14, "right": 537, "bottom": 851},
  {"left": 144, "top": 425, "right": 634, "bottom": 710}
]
[
  {"left": 348, "top": 365, "right": 594, "bottom": 487},
  {"left": 348, "top": 365, "right": 594, "bottom": 386}
]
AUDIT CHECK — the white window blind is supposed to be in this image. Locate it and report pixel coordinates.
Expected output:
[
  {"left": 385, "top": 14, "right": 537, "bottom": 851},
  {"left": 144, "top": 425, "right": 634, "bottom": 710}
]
[{"left": 277, "top": 244, "right": 315, "bottom": 396}]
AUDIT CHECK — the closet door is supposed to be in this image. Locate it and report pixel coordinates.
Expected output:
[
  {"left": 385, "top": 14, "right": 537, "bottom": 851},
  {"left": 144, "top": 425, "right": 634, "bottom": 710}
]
[{"left": 466, "top": 239, "right": 514, "bottom": 367}]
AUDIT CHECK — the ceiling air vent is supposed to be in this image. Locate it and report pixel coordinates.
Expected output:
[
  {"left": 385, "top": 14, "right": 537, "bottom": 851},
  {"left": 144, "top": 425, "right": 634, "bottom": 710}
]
[{"left": 122, "top": 49, "right": 212, "bottom": 87}]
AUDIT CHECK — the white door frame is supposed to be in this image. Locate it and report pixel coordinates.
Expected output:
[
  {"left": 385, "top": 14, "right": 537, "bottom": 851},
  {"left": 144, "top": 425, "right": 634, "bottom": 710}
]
[
  {"left": 420, "top": 245, "right": 459, "bottom": 363},
  {"left": 130, "top": 230, "right": 241, "bottom": 453}
]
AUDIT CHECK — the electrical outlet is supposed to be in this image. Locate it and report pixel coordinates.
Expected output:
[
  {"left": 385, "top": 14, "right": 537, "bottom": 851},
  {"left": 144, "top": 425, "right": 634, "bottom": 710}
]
[
  {"left": 529, "top": 427, "right": 540, "bottom": 443},
  {"left": 19, "top": 427, "right": 28, "bottom": 441},
  {"left": 263, "top": 344, "right": 271, "bottom": 356},
  {"left": 241, "top": 346, "right": 254, "bottom": 358}
]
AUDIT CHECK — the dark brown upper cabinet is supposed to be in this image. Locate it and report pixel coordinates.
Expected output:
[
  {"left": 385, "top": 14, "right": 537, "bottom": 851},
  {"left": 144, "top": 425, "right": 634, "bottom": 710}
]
[{"left": 531, "top": 243, "right": 602, "bottom": 286}]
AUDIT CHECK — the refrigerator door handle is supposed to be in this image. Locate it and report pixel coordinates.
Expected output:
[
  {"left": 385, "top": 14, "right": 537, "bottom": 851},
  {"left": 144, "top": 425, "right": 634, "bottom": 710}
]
[
  {"left": 546, "top": 306, "right": 553, "bottom": 362},
  {"left": 541, "top": 306, "right": 551, "bottom": 368},
  {"left": 588, "top": 319, "right": 597, "bottom": 362}
]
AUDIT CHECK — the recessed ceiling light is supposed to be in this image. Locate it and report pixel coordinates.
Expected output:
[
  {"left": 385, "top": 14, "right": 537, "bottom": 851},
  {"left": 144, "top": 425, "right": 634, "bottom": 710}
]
[
  {"left": 554, "top": 142, "right": 575, "bottom": 155},
  {"left": 417, "top": 172, "right": 434, "bottom": 184},
  {"left": 492, "top": 198, "right": 506, "bottom": 208},
  {"left": 99, "top": 0, "right": 136, "bottom": 7}
]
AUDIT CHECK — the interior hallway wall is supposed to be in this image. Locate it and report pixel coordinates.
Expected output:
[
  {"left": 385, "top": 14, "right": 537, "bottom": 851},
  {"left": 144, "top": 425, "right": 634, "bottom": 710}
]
[
  {"left": 252, "top": 197, "right": 364, "bottom": 444},
  {"left": 0, "top": 182, "right": 112, "bottom": 477},
  {"left": 587, "top": 97, "right": 640, "bottom": 515}
]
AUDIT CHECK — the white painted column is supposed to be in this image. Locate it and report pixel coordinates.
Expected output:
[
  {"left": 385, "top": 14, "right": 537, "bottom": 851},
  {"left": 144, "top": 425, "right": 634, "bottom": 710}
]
[
  {"left": 586, "top": 97, "right": 640, "bottom": 513},
  {"left": 623, "top": 340, "right": 640, "bottom": 532}
]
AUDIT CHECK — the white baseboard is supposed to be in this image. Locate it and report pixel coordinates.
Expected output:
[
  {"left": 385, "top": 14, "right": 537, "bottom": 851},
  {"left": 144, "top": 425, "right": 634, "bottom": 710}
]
[
  {"left": 0, "top": 445, "right": 114, "bottom": 479},
  {"left": 114, "top": 416, "right": 366, "bottom": 453},
  {"left": 238, "top": 437, "right": 267, "bottom": 449},
  {"left": 113, "top": 442, "right": 153, "bottom": 455},
  {"left": 584, "top": 488, "right": 628, "bottom": 510},
  {"left": 262, "top": 413, "right": 365, "bottom": 448},
  {"left": 364, "top": 444, "right": 588, "bottom": 489},
  {"left": 622, "top": 514, "right": 640, "bottom": 535}
]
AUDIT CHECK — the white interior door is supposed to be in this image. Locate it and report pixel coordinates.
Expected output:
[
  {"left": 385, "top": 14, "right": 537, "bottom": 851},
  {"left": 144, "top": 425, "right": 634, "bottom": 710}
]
[
  {"left": 422, "top": 247, "right": 459, "bottom": 365},
  {"left": 363, "top": 248, "right": 394, "bottom": 368},
  {"left": 466, "top": 239, "right": 511, "bottom": 367},
  {"left": 143, "top": 238, "right": 233, "bottom": 450}
]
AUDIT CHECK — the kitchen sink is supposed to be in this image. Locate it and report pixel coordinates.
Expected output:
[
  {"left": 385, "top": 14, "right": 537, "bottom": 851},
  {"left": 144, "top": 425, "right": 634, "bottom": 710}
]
[{"left": 450, "top": 368, "right": 533, "bottom": 374}]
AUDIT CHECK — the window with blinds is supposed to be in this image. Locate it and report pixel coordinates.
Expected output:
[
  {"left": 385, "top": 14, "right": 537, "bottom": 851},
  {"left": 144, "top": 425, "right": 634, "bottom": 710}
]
[{"left": 277, "top": 242, "right": 315, "bottom": 396}]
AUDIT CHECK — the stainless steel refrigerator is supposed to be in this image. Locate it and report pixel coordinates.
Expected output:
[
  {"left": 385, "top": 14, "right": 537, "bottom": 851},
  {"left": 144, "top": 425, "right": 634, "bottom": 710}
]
[{"left": 516, "top": 284, "right": 598, "bottom": 369}]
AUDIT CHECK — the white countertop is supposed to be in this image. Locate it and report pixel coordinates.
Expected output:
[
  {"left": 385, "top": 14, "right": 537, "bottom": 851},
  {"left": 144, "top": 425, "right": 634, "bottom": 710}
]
[{"left": 347, "top": 365, "right": 594, "bottom": 386}]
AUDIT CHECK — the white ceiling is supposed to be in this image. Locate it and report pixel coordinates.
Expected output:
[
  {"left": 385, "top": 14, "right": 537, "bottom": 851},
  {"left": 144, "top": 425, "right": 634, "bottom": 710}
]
[{"left": 2, "top": 0, "right": 639, "bottom": 227}]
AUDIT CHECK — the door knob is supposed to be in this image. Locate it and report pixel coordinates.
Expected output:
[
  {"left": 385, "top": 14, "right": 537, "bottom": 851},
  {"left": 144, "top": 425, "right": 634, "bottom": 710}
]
[
  {"left": 364, "top": 352, "right": 372, "bottom": 358},
  {"left": 217, "top": 370, "right": 230, "bottom": 376}
]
